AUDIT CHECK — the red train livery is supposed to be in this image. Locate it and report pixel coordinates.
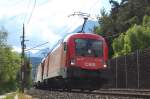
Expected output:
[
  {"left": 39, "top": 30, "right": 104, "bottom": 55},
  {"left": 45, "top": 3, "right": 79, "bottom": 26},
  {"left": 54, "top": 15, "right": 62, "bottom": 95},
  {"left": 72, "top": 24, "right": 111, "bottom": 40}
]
[{"left": 34, "top": 33, "right": 108, "bottom": 88}]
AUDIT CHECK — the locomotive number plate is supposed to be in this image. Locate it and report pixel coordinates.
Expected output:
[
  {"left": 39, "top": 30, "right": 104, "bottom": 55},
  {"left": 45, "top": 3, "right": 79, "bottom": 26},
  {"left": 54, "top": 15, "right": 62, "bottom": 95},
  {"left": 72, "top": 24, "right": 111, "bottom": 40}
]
[{"left": 85, "top": 63, "right": 96, "bottom": 67}]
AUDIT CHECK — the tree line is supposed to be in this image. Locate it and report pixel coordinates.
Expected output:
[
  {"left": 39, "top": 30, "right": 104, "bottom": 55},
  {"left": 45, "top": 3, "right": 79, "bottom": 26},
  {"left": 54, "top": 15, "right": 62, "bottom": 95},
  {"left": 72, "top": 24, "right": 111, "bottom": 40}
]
[
  {"left": 94, "top": 0, "right": 150, "bottom": 58},
  {"left": 0, "top": 28, "right": 20, "bottom": 94},
  {"left": 0, "top": 28, "right": 32, "bottom": 94}
]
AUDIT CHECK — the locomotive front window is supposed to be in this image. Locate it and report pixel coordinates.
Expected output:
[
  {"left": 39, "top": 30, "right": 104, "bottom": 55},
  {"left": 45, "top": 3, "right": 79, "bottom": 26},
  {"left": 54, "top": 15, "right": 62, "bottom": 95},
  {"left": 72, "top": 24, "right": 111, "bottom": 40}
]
[{"left": 75, "top": 39, "right": 103, "bottom": 57}]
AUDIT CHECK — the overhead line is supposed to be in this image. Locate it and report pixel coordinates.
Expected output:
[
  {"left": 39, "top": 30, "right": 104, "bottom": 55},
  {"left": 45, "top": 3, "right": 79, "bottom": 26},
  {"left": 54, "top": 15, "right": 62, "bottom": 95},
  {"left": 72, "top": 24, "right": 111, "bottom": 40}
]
[
  {"left": 23, "top": 0, "right": 32, "bottom": 24},
  {"left": 25, "top": 42, "right": 49, "bottom": 51},
  {"left": 87, "top": 0, "right": 99, "bottom": 12},
  {"left": 26, "top": 0, "right": 37, "bottom": 26}
]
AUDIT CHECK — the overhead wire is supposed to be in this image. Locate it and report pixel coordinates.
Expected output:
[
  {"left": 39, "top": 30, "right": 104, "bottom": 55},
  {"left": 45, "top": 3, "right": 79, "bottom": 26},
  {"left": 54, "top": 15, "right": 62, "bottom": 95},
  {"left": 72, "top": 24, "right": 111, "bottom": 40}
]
[
  {"left": 21, "top": 0, "right": 39, "bottom": 53},
  {"left": 21, "top": 0, "right": 37, "bottom": 37},
  {"left": 25, "top": 42, "right": 49, "bottom": 51},
  {"left": 26, "top": 0, "right": 37, "bottom": 27},
  {"left": 86, "top": 0, "right": 100, "bottom": 14},
  {"left": 60, "top": 17, "right": 81, "bottom": 34},
  {"left": 23, "top": 0, "right": 32, "bottom": 24}
]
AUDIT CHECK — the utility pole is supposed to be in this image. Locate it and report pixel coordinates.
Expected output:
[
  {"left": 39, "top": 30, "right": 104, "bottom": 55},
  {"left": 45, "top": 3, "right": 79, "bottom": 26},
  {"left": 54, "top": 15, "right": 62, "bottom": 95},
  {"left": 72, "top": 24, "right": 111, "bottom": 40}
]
[
  {"left": 68, "top": 12, "right": 91, "bottom": 33},
  {"left": 20, "top": 24, "right": 48, "bottom": 93},
  {"left": 20, "top": 24, "right": 25, "bottom": 93}
]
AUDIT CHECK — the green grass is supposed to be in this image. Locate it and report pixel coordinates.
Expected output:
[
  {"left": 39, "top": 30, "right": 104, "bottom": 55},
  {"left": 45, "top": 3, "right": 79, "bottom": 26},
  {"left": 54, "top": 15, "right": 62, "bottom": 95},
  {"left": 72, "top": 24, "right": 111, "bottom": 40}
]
[
  {"left": 5, "top": 92, "right": 16, "bottom": 99},
  {"left": 5, "top": 92, "right": 32, "bottom": 99}
]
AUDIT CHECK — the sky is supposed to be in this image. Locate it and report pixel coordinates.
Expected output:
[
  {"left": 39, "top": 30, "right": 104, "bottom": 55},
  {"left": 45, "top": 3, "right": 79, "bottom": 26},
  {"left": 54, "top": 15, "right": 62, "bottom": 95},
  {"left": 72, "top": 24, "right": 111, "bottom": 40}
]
[{"left": 0, "top": 0, "right": 121, "bottom": 53}]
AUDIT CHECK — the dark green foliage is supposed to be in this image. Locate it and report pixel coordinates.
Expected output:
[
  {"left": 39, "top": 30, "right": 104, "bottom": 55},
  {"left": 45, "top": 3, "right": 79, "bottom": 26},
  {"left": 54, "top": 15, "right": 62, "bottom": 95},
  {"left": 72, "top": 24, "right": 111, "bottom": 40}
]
[
  {"left": 112, "top": 33, "right": 126, "bottom": 56},
  {"left": 0, "top": 27, "right": 7, "bottom": 47},
  {"left": 94, "top": 0, "right": 150, "bottom": 58},
  {"left": 108, "top": 0, "right": 150, "bottom": 33}
]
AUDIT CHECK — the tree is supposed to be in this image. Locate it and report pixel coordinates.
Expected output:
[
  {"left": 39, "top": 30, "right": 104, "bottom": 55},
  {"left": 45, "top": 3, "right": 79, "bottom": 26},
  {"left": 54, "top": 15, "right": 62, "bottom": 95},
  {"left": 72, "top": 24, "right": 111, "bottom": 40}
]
[
  {"left": 94, "top": 0, "right": 150, "bottom": 58},
  {"left": 112, "top": 33, "right": 125, "bottom": 57},
  {"left": 0, "top": 27, "right": 7, "bottom": 47},
  {"left": 112, "top": 15, "right": 150, "bottom": 57},
  {"left": 0, "top": 29, "right": 21, "bottom": 94},
  {"left": 125, "top": 24, "right": 150, "bottom": 52},
  {"left": 95, "top": 0, "right": 150, "bottom": 35}
]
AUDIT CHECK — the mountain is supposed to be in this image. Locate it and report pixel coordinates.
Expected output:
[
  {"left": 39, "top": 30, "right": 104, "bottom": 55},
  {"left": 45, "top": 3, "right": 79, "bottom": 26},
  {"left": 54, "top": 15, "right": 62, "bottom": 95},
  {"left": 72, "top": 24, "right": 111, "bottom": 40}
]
[
  {"left": 30, "top": 57, "right": 42, "bottom": 80},
  {"left": 30, "top": 57, "right": 42, "bottom": 67}
]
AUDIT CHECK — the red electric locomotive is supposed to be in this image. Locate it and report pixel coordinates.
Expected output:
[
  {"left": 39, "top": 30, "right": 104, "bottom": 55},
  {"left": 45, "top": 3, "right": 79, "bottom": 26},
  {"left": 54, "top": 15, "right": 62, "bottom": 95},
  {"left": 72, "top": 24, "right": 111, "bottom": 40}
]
[{"left": 34, "top": 33, "right": 108, "bottom": 89}]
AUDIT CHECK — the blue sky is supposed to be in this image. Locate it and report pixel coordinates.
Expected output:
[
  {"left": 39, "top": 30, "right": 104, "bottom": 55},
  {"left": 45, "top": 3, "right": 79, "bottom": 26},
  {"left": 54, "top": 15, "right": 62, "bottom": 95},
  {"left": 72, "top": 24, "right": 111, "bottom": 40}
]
[{"left": 0, "top": 0, "right": 121, "bottom": 53}]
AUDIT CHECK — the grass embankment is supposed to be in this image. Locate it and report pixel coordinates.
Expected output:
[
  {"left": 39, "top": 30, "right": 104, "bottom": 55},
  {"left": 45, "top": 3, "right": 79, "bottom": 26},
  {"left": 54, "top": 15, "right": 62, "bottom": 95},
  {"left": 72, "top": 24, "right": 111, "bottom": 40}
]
[{"left": 5, "top": 92, "right": 32, "bottom": 99}]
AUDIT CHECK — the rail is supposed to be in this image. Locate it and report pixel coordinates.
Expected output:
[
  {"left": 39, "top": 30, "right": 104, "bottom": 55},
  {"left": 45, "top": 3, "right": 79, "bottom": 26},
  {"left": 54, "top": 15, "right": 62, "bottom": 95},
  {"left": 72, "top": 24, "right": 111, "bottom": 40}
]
[{"left": 27, "top": 88, "right": 150, "bottom": 98}]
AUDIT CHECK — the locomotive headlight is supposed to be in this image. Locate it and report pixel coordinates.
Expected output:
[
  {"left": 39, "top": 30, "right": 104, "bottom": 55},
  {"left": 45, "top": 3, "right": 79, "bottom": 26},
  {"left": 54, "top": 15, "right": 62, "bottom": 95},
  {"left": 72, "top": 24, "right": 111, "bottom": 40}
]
[
  {"left": 104, "top": 64, "right": 107, "bottom": 68},
  {"left": 101, "top": 59, "right": 107, "bottom": 68},
  {"left": 70, "top": 59, "right": 76, "bottom": 66}
]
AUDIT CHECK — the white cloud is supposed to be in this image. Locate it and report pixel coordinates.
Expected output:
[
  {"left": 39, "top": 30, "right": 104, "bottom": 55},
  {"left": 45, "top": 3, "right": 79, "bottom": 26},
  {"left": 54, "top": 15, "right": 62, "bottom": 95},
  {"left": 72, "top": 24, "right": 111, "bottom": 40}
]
[
  {"left": 25, "top": 0, "right": 103, "bottom": 34},
  {"left": 0, "top": 0, "right": 27, "bottom": 19},
  {"left": 12, "top": 46, "right": 21, "bottom": 53},
  {"left": 40, "top": 25, "right": 61, "bottom": 43}
]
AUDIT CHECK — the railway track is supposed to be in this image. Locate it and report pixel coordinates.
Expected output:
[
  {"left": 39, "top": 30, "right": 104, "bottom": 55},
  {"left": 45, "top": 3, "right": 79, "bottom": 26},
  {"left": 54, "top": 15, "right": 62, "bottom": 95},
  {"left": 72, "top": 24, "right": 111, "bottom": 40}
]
[
  {"left": 26, "top": 88, "right": 150, "bottom": 99},
  {"left": 93, "top": 89, "right": 150, "bottom": 98},
  {"left": 100, "top": 88, "right": 150, "bottom": 93},
  {"left": 60, "top": 89, "right": 150, "bottom": 98}
]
